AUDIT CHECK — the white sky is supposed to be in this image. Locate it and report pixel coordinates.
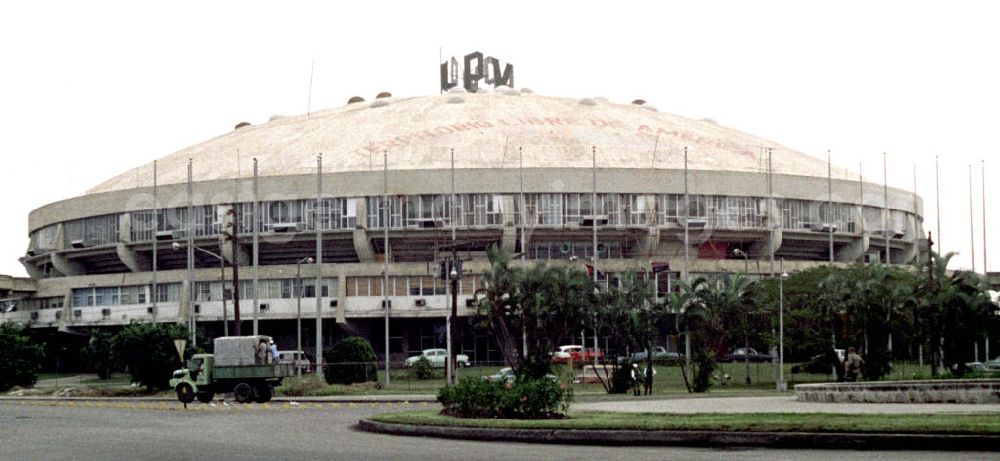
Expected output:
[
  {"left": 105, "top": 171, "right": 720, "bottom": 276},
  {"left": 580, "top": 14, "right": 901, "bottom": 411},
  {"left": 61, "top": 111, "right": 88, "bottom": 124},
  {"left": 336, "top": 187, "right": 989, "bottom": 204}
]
[{"left": 0, "top": 1, "right": 997, "bottom": 277}]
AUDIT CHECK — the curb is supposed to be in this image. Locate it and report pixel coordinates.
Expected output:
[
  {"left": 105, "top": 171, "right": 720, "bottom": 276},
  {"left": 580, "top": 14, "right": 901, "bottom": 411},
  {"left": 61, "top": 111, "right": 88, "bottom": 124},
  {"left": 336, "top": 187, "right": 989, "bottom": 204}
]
[
  {"left": 0, "top": 395, "right": 437, "bottom": 404},
  {"left": 357, "top": 419, "right": 1000, "bottom": 451}
]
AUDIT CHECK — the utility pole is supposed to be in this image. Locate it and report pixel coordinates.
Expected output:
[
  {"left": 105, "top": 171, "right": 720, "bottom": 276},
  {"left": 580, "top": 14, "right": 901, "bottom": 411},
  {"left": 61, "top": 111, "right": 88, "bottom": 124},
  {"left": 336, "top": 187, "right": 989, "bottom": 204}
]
[
  {"left": 252, "top": 158, "right": 260, "bottom": 336},
  {"left": 382, "top": 152, "right": 390, "bottom": 386},
  {"left": 228, "top": 206, "right": 241, "bottom": 336}
]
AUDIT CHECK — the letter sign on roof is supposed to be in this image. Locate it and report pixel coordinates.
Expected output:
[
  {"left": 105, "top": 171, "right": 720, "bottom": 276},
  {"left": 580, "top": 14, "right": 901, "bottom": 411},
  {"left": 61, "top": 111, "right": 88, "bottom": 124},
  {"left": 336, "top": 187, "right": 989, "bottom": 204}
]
[{"left": 441, "top": 51, "right": 513, "bottom": 93}]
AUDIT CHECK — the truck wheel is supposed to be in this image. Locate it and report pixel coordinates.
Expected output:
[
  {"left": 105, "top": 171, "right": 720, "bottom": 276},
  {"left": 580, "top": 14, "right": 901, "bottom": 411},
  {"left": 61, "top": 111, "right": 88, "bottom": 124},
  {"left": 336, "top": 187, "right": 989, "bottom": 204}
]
[
  {"left": 175, "top": 383, "right": 195, "bottom": 404},
  {"left": 196, "top": 392, "right": 214, "bottom": 404},
  {"left": 255, "top": 384, "right": 272, "bottom": 403},
  {"left": 233, "top": 383, "right": 254, "bottom": 403}
]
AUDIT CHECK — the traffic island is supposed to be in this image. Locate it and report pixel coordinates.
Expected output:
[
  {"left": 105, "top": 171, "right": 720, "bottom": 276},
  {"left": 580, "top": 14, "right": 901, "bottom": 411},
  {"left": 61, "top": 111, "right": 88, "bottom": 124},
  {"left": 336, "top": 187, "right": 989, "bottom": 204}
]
[{"left": 359, "top": 410, "right": 1000, "bottom": 451}]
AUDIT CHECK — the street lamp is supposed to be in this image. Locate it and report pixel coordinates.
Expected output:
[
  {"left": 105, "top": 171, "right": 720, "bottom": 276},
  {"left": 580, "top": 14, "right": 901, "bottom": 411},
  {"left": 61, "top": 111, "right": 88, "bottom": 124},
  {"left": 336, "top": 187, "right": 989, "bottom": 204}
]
[
  {"left": 733, "top": 248, "right": 751, "bottom": 386},
  {"left": 296, "top": 256, "right": 314, "bottom": 377},
  {"left": 172, "top": 241, "right": 228, "bottom": 336},
  {"left": 777, "top": 258, "right": 788, "bottom": 391}
]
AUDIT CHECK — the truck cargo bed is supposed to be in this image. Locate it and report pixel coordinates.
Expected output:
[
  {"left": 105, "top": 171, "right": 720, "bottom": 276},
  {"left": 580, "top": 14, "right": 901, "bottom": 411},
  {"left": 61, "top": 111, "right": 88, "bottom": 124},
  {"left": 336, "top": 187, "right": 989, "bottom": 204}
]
[{"left": 213, "top": 363, "right": 295, "bottom": 380}]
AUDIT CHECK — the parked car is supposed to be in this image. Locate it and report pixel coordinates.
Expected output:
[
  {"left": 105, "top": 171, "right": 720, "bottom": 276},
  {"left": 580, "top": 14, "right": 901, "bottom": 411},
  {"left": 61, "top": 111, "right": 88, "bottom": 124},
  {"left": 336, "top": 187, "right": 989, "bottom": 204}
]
[
  {"left": 630, "top": 347, "right": 683, "bottom": 363},
  {"left": 719, "top": 347, "right": 773, "bottom": 363},
  {"left": 404, "top": 348, "right": 470, "bottom": 368},
  {"left": 551, "top": 345, "right": 604, "bottom": 364},
  {"left": 483, "top": 367, "right": 558, "bottom": 383},
  {"left": 983, "top": 357, "right": 1000, "bottom": 371},
  {"left": 277, "top": 350, "right": 312, "bottom": 372}
]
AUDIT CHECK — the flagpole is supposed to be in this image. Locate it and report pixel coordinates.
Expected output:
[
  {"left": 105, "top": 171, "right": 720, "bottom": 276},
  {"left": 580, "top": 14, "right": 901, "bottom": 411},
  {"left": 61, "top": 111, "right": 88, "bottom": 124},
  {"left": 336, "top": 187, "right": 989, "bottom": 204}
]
[
  {"left": 828, "top": 150, "right": 833, "bottom": 263},
  {"left": 152, "top": 160, "right": 158, "bottom": 319},
  {"left": 969, "top": 164, "right": 976, "bottom": 272}
]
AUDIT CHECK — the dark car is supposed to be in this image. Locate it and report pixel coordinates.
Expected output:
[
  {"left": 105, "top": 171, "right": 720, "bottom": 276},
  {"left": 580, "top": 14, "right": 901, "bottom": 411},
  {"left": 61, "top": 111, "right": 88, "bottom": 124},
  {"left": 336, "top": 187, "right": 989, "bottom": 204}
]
[{"left": 719, "top": 347, "right": 773, "bottom": 363}]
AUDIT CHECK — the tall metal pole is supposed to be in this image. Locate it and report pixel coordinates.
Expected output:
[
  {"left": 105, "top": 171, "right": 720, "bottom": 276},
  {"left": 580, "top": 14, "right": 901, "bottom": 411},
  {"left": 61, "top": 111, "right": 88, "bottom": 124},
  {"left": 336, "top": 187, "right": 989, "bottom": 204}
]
[
  {"left": 970, "top": 164, "right": 976, "bottom": 272},
  {"left": 767, "top": 148, "right": 774, "bottom": 276},
  {"left": 592, "top": 146, "right": 599, "bottom": 368},
  {"left": 152, "top": 160, "right": 158, "bottom": 319},
  {"left": 383, "top": 152, "right": 390, "bottom": 386},
  {"left": 520, "top": 146, "right": 528, "bottom": 359},
  {"left": 187, "top": 159, "right": 195, "bottom": 342},
  {"left": 982, "top": 160, "right": 987, "bottom": 273},
  {"left": 221, "top": 257, "right": 228, "bottom": 336},
  {"left": 883, "top": 153, "right": 890, "bottom": 265},
  {"left": 446, "top": 148, "right": 455, "bottom": 385},
  {"left": 778, "top": 258, "right": 785, "bottom": 391},
  {"left": 936, "top": 155, "right": 942, "bottom": 254},
  {"left": 684, "top": 146, "right": 691, "bottom": 378},
  {"left": 859, "top": 159, "right": 863, "bottom": 264},
  {"left": 252, "top": 158, "right": 259, "bottom": 336},
  {"left": 828, "top": 150, "right": 834, "bottom": 264},
  {"left": 315, "top": 154, "right": 324, "bottom": 373},
  {"left": 229, "top": 206, "right": 241, "bottom": 336},
  {"left": 296, "top": 259, "right": 303, "bottom": 377}
]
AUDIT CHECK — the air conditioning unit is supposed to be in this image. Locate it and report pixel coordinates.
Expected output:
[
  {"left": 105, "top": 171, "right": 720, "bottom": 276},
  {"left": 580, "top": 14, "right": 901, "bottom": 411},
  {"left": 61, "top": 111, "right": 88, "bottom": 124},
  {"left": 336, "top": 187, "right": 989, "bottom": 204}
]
[
  {"left": 147, "top": 306, "right": 155, "bottom": 314},
  {"left": 101, "top": 308, "right": 111, "bottom": 317},
  {"left": 864, "top": 252, "right": 880, "bottom": 264},
  {"left": 808, "top": 223, "right": 838, "bottom": 233},
  {"left": 55, "top": 311, "right": 62, "bottom": 320},
  {"left": 381, "top": 300, "right": 392, "bottom": 309},
  {"left": 580, "top": 215, "right": 609, "bottom": 227},
  {"left": 414, "top": 218, "right": 439, "bottom": 229},
  {"left": 70, "top": 239, "right": 89, "bottom": 248},
  {"left": 73, "top": 309, "right": 82, "bottom": 318},
  {"left": 270, "top": 223, "right": 301, "bottom": 233},
  {"left": 329, "top": 300, "right": 338, "bottom": 308},
  {"left": 683, "top": 218, "right": 707, "bottom": 229},
  {"left": 259, "top": 303, "right": 269, "bottom": 312},
  {"left": 30, "top": 311, "right": 39, "bottom": 320},
  {"left": 26, "top": 249, "right": 37, "bottom": 257},
  {"left": 892, "top": 229, "right": 906, "bottom": 239},
  {"left": 415, "top": 298, "right": 427, "bottom": 307},
  {"left": 154, "top": 230, "right": 175, "bottom": 241},
  {"left": 465, "top": 299, "right": 476, "bottom": 308},
  {"left": 194, "top": 304, "right": 201, "bottom": 314}
]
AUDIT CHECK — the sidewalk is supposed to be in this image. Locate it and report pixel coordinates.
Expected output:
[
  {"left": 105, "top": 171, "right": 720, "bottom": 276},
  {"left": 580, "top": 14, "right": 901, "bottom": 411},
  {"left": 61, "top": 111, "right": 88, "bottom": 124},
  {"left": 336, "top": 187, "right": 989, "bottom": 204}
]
[{"left": 0, "top": 394, "right": 437, "bottom": 403}]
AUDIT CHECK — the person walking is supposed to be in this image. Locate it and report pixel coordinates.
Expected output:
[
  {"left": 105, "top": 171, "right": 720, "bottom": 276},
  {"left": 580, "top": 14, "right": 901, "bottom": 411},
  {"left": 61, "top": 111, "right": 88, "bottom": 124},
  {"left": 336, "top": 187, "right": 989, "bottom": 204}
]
[
  {"left": 630, "top": 363, "right": 642, "bottom": 396},
  {"left": 844, "top": 347, "right": 864, "bottom": 382},
  {"left": 643, "top": 363, "right": 657, "bottom": 395}
]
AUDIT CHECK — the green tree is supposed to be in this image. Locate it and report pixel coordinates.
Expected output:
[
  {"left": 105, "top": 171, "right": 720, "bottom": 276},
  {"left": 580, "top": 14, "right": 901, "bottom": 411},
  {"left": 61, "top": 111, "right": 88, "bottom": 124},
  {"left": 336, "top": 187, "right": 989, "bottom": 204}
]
[
  {"left": 323, "top": 336, "right": 377, "bottom": 384},
  {"left": 114, "top": 322, "right": 191, "bottom": 390},
  {"left": 674, "top": 273, "right": 755, "bottom": 392},
  {"left": 916, "top": 252, "right": 998, "bottom": 376},
  {"left": 595, "top": 270, "right": 658, "bottom": 393},
  {"left": 82, "top": 328, "right": 119, "bottom": 379},
  {"left": 477, "top": 246, "right": 594, "bottom": 380},
  {"left": 0, "top": 322, "right": 45, "bottom": 391}
]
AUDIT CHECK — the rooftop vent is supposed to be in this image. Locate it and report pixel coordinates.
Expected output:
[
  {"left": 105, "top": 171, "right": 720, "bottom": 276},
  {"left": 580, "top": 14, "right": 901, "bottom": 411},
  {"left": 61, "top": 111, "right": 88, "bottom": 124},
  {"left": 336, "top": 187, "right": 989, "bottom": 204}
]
[
  {"left": 347, "top": 96, "right": 365, "bottom": 104},
  {"left": 521, "top": 88, "right": 534, "bottom": 94},
  {"left": 631, "top": 99, "right": 646, "bottom": 105},
  {"left": 370, "top": 99, "right": 389, "bottom": 108},
  {"left": 268, "top": 115, "right": 285, "bottom": 122},
  {"left": 447, "top": 96, "right": 465, "bottom": 104},
  {"left": 642, "top": 105, "right": 658, "bottom": 112},
  {"left": 447, "top": 87, "right": 467, "bottom": 94},
  {"left": 234, "top": 122, "right": 251, "bottom": 130},
  {"left": 497, "top": 86, "right": 520, "bottom": 96},
  {"left": 578, "top": 98, "right": 597, "bottom": 106},
  {"left": 375, "top": 91, "right": 392, "bottom": 99},
  {"left": 701, "top": 118, "right": 717, "bottom": 125}
]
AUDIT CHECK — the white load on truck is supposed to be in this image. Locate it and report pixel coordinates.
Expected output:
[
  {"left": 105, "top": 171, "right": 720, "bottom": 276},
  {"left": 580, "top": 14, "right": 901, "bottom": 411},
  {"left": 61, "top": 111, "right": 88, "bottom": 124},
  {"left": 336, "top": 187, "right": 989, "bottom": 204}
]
[{"left": 214, "top": 335, "right": 271, "bottom": 367}]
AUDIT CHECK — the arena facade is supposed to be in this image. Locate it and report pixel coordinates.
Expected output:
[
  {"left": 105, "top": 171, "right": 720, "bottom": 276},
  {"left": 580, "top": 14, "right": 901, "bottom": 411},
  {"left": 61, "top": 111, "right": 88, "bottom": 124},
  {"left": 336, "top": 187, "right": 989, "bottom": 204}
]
[{"left": 0, "top": 81, "right": 926, "bottom": 365}]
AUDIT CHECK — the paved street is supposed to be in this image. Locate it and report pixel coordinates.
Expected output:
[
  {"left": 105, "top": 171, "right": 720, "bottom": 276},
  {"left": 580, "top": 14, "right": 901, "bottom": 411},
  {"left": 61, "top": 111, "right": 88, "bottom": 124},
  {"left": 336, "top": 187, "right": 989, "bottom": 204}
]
[
  {"left": 1, "top": 401, "right": 995, "bottom": 460},
  {"left": 577, "top": 395, "right": 1000, "bottom": 414}
]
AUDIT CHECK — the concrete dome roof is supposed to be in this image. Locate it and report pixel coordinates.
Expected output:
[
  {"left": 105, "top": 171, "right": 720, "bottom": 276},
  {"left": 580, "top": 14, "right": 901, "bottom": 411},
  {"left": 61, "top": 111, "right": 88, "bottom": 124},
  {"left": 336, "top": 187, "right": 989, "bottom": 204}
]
[{"left": 88, "top": 92, "right": 851, "bottom": 194}]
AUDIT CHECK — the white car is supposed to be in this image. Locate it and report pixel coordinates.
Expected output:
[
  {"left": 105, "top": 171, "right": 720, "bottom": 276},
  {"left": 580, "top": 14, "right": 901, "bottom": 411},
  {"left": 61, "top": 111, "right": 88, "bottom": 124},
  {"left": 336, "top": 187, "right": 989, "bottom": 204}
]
[
  {"left": 277, "top": 350, "right": 312, "bottom": 371},
  {"left": 404, "top": 348, "right": 470, "bottom": 368}
]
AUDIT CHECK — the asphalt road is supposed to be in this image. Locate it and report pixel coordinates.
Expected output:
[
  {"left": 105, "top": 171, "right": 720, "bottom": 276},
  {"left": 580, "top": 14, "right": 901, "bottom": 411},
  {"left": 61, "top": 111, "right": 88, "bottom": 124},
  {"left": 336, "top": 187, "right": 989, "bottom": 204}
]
[{"left": 0, "top": 401, "right": 994, "bottom": 460}]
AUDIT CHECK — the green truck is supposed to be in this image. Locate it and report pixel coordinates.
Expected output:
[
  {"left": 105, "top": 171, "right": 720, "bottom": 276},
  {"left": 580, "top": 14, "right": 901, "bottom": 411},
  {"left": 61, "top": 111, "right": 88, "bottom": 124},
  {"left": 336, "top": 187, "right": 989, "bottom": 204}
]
[{"left": 169, "top": 335, "right": 295, "bottom": 404}]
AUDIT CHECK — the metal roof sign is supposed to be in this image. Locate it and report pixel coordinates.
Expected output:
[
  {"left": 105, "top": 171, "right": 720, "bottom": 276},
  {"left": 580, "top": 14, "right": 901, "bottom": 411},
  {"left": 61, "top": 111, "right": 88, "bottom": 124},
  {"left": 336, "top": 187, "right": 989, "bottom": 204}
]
[{"left": 440, "top": 51, "right": 513, "bottom": 93}]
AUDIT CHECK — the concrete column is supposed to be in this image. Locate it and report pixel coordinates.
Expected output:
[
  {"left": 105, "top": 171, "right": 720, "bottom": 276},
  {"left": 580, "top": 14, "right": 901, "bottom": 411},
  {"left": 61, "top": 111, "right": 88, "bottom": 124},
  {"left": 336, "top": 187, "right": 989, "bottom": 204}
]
[
  {"left": 178, "top": 279, "right": 191, "bottom": 326},
  {"left": 353, "top": 198, "right": 375, "bottom": 262},
  {"left": 336, "top": 270, "right": 347, "bottom": 324},
  {"left": 50, "top": 253, "right": 84, "bottom": 277},
  {"left": 751, "top": 198, "right": 783, "bottom": 260},
  {"left": 19, "top": 258, "right": 44, "bottom": 279},
  {"left": 500, "top": 195, "right": 517, "bottom": 254},
  {"left": 638, "top": 195, "right": 659, "bottom": 256}
]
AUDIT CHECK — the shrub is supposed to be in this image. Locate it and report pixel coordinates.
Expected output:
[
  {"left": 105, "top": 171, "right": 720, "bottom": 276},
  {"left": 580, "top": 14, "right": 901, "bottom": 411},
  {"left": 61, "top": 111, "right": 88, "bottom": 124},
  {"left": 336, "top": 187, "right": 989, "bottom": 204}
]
[
  {"left": 276, "top": 375, "right": 327, "bottom": 397},
  {"left": 609, "top": 364, "right": 632, "bottom": 394},
  {"left": 410, "top": 356, "right": 434, "bottom": 380},
  {"left": 0, "top": 322, "right": 45, "bottom": 391},
  {"left": 82, "top": 329, "right": 119, "bottom": 379},
  {"left": 114, "top": 323, "right": 191, "bottom": 390},
  {"left": 438, "top": 376, "right": 572, "bottom": 419},
  {"left": 323, "top": 336, "right": 377, "bottom": 385}
]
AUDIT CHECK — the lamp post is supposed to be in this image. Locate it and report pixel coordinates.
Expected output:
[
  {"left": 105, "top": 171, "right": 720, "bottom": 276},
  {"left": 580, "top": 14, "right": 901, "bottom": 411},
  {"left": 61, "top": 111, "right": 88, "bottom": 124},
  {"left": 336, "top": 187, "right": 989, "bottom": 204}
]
[
  {"left": 733, "top": 248, "right": 750, "bottom": 386},
  {"left": 296, "top": 256, "right": 314, "bottom": 377},
  {"left": 777, "top": 258, "right": 788, "bottom": 391},
  {"left": 172, "top": 242, "right": 226, "bottom": 336}
]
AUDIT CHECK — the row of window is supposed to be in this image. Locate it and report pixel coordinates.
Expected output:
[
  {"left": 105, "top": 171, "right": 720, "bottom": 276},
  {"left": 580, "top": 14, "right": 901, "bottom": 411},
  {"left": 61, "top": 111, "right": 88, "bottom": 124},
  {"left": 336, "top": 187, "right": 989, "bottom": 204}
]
[{"left": 33, "top": 194, "right": 917, "bottom": 251}]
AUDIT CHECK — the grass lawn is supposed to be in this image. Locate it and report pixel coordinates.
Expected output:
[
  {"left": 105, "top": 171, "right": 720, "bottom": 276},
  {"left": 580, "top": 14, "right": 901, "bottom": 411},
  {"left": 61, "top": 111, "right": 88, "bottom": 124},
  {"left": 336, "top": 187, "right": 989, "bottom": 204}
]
[{"left": 370, "top": 410, "right": 1000, "bottom": 435}]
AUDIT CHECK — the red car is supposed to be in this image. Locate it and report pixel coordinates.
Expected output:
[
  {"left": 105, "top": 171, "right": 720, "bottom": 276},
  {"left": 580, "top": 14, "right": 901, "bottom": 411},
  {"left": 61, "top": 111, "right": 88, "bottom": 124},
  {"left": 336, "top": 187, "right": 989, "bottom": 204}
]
[{"left": 551, "top": 345, "right": 604, "bottom": 364}]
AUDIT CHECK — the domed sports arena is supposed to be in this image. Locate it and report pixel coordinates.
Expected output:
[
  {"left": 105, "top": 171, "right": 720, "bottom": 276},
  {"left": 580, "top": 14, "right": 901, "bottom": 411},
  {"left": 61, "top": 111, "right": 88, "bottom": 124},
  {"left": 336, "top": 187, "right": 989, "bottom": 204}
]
[{"left": 0, "top": 83, "right": 925, "bottom": 365}]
